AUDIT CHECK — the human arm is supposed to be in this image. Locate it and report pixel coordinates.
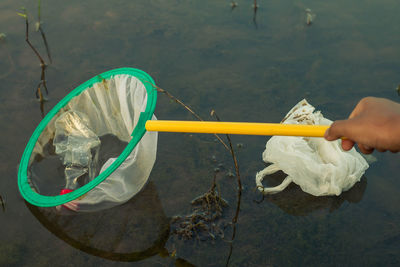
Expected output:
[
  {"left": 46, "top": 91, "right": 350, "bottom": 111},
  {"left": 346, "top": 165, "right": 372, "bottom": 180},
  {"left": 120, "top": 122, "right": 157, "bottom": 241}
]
[{"left": 324, "top": 97, "right": 400, "bottom": 154}]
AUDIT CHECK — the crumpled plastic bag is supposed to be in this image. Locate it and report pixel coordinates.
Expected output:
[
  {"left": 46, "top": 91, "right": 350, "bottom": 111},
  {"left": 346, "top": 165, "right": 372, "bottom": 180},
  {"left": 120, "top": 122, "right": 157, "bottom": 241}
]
[
  {"left": 256, "top": 99, "right": 369, "bottom": 196},
  {"left": 54, "top": 110, "right": 100, "bottom": 167},
  {"left": 53, "top": 110, "right": 100, "bottom": 190}
]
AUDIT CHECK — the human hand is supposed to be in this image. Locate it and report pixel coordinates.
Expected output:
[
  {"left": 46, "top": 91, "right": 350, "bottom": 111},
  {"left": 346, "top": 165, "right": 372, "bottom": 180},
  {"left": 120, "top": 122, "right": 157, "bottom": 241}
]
[{"left": 324, "top": 97, "right": 400, "bottom": 154}]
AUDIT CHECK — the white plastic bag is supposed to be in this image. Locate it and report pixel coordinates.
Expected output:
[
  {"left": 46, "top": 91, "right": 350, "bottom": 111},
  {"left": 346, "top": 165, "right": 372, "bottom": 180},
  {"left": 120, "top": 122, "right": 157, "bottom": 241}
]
[{"left": 256, "top": 99, "right": 369, "bottom": 196}]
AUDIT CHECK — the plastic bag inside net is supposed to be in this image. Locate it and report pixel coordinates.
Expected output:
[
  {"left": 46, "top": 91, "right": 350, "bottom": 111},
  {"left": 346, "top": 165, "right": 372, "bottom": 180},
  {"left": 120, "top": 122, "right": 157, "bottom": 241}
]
[
  {"left": 27, "top": 74, "right": 157, "bottom": 212},
  {"left": 256, "top": 99, "right": 369, "bottom": 196}
]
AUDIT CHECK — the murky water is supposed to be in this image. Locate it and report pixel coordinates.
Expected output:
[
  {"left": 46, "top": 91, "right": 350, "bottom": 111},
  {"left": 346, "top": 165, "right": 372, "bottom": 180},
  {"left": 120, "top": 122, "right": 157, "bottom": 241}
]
[{"left": 1, "top": 0, "right": 400, "bottom": 266}]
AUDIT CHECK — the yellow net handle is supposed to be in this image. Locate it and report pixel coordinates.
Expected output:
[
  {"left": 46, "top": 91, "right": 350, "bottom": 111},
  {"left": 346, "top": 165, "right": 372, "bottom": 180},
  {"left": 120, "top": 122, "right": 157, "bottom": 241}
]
[{"left": 145, "top": 120, "right": 330, "bottom": 137}]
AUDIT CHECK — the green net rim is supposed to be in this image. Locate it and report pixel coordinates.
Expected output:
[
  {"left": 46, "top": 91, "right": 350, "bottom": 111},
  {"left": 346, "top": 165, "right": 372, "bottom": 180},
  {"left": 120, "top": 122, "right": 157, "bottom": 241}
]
[{"left": 18, "top": 67, "right": 157, "bottom": 207}]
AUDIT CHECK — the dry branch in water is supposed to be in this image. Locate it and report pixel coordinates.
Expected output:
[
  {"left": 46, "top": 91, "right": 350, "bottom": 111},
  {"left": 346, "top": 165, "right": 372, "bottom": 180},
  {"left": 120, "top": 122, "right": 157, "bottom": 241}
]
[
  {"left": 150, "top": 84, "right": 230, "bottom": 151},
  {"left": 210, "top": 110, "right": 242, "bottom": 266},
  {"left": 18, "top": 5, "right": 52, "bottom": 117}
]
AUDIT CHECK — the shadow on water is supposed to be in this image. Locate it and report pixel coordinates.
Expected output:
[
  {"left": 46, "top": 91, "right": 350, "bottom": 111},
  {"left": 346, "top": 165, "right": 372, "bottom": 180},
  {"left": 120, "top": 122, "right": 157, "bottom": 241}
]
[
  {"left": 256, "top": 170, "right": 367, "bottom": 216},
  {"left": 26, "top": 181, "right": 171, "bottom": 262}
]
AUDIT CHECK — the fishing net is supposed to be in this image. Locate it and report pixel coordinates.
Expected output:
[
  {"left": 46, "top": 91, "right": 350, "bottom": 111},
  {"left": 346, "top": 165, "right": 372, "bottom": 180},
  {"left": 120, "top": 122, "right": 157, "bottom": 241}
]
[
  {"left": 256, "top": 99, "right": 369, "bottom": 196},
  {"left": 18, "top": 68, "right": 157, "bottom": 212}
]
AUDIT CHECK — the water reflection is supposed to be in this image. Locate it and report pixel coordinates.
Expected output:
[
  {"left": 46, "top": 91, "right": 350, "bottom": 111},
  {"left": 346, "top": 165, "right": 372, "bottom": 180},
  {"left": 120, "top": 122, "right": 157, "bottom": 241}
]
[
  {"left": 257, "top": 170, "right": 367, "bottom": 216},
  {"left": 26, "top": 182, "right": 171, "bottom": 262}
]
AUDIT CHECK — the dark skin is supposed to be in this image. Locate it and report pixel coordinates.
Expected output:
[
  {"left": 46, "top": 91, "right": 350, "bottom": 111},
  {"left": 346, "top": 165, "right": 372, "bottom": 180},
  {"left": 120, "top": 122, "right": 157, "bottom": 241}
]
[{"left": 324, "top": 97, "right": 400, "bottom": 154}]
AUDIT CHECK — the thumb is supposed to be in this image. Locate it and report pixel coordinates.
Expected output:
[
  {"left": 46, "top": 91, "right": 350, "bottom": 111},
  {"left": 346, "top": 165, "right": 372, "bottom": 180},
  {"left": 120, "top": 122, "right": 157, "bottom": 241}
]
[{"left": 324, "top": 120, "right": 349, "bottom": 141}]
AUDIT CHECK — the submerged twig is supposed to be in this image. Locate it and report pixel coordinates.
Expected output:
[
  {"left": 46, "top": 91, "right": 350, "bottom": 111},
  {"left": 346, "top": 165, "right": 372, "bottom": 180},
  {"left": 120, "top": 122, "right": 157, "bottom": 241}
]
[
  {"left": 154, "top": 85, "right": 203, "bottom": 121},
  {"left": 210, "top": 110, "right": 242, "bottom": 267},
  {"left": 150, "top": 84, "right": 230, "bottom": 151}
]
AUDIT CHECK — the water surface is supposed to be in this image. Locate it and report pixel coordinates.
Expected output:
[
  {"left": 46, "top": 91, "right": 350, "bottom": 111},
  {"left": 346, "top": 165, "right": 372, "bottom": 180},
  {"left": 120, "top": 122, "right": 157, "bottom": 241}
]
[{"left": 1, "top": 0, "right": 400, "bottom": 266}]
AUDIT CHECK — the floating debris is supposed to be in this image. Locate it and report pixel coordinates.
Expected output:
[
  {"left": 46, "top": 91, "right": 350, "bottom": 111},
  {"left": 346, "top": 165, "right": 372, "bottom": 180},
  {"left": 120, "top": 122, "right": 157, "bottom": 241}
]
[
  {"left": 0, "top": 33, "right": 6, "bottom": 41},
  {"left": 305, "top": 8, "right": 316, "bottom": 26},
  {"left": 230, "top": 1, "right": 238, "bottom": 10},
  {"left": 236, "top": 143, "right": 243, "bottom": 149},
  {"left": 171, "top": 175, "right": 229, "bottom": 240},
  {"left": 226, "top": 170, "right": 235, "bottom": 178},
  {"left": 191, "top": 190, "right": 228, "bottom": 212},
  {"left": 396, "top": 84, "right": 400, "bottom": 96}
]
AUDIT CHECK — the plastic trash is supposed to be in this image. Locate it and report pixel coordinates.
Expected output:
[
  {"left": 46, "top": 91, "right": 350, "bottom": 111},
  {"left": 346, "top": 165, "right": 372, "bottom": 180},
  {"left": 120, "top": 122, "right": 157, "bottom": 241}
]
[
  {"left": 53, "top": 110, "right": 100, "bottom": 191},
  {"left": 305, "top": 8, "right": 316, "bottom": 25},
  {"left": 256, "top": 99, "right": 369, "bottom": 196}
]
